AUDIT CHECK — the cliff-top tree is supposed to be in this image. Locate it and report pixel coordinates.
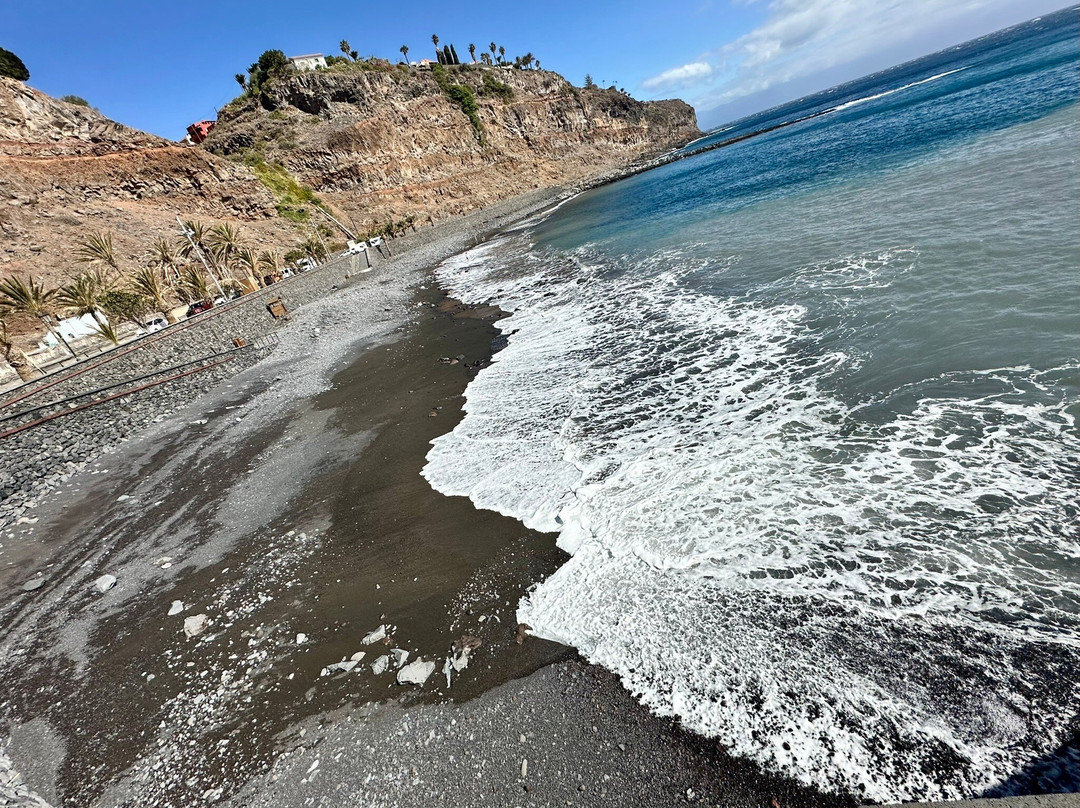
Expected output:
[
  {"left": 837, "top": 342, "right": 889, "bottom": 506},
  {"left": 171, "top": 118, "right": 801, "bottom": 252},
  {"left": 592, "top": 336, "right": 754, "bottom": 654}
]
[
  {"left": 340, "top": 40, "right": 353, "bottom": 60},
  {"left": 498, "top": 45, "right": 505, "bottom": 65},
  {"left": 0, "top": 47, "right": 29, "bottom": 81},
  {"left": 489, "top": 42, "right": 497, "bottom": 61},
  {"left": 248, "top": 49, "right": 289, "bottom": 92},
  {"left": 431, "top": 34, "right": 439, "bottom": 59},
  {"left": 468, "top": 44, "right": 476, "bottom": 63},
  {"left": 449, "top": 44, "right": 461, "bottom": 65},
  {"left": 400, "top": 45, "right": 409, "bottom": 63},
  {"left": 584, "top": 73, "right": 596, "bottom": 89}
]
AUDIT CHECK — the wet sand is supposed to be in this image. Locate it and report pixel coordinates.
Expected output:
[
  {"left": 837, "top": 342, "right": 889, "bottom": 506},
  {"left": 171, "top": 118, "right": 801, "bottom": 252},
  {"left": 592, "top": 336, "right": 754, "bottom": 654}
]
[{"left": 1, "top": 190, "right": 855, "bottom": 807}]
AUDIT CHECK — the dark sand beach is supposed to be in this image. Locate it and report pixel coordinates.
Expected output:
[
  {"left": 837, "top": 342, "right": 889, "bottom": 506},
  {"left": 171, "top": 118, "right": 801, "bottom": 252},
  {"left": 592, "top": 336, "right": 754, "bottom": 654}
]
[
  {"left": 0, "top": 188, "right": 857, "bottom": 808},
  {"left": 5, "top": 185, "right": 1068, "bottom": 808}
]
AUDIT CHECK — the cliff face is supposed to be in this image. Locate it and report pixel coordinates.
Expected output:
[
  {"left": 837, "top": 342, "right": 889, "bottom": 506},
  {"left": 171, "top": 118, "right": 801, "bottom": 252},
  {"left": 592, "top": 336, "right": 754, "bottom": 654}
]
[
  {"left": 209, "top": 66, "right": 699, "bottom": 229},
  {"left": 0, "top": 77, "right": 286, "bottom": 290},
  {"left": 0, "top": 66, "right": 697, "bottom": 295}
]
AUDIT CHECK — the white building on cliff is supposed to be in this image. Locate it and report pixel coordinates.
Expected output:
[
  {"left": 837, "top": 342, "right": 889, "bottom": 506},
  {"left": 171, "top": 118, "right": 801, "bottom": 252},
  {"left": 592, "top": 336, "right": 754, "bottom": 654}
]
[{"left": 288, "top": 53, "right": 327, "bottom": 71}]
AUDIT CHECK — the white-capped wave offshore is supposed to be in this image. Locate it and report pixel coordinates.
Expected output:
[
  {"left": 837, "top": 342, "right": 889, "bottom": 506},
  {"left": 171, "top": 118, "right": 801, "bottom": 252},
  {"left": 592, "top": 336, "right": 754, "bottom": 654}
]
[{"left": 423, "top": 8, "right": 1080, "bottom": 802}]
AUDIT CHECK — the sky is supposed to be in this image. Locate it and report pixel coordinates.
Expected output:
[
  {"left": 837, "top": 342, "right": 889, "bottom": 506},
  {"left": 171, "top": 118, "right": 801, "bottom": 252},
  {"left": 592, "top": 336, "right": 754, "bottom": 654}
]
[{"left": 1, "top": 0, "right": 1070, "bottom": 138}]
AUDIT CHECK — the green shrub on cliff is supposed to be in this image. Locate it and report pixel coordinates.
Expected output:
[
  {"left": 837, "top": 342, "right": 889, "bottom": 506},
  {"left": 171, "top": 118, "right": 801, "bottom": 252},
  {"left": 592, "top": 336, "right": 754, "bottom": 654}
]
[
  {"left": 480, "top": 73, "right": 513, "bottom": 102},
  {"left": 0, "top": 47, "right": 29, "bottom": 81},
  {"left": 60, "top": 95, "right": 90, "bottom": 106},
  {"left": 243, "top": 152, "right": 323, "bottom": 223},
  {"left": 432, "top": 64, "right": 484, "bottom": 143}
]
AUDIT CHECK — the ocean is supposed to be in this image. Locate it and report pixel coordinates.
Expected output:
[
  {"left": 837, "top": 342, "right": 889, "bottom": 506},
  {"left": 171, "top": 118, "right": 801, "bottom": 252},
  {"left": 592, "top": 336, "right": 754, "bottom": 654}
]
[{"left": 423, "top": 7, "right": 1080, "bottom": 801}]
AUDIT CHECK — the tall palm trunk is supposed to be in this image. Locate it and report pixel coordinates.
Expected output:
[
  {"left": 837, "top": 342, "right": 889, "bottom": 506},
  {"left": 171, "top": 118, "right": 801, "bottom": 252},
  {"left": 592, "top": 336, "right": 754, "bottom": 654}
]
[{"left": 1, "top": 335, "right": 37, "bottom": 382}]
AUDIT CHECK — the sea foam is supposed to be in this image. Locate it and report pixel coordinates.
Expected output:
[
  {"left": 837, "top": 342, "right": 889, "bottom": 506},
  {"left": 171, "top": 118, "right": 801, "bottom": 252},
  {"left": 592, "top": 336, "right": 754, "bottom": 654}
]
[{"left": 423, "top": 237, "right": 1080, "bottom": 801}]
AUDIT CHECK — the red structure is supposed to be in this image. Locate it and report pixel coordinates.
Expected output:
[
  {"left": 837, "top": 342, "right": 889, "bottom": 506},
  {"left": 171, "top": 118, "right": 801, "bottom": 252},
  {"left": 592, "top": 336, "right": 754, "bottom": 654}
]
[{"left": 186, "top": 120, "right": 216, "bottom": 144}]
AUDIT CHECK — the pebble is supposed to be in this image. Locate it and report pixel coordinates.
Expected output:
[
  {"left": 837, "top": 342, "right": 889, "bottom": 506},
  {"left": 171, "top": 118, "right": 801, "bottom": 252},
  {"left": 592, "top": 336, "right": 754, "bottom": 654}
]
[{"left": 183, "top": 613, "right": 209, "bottom": 638}]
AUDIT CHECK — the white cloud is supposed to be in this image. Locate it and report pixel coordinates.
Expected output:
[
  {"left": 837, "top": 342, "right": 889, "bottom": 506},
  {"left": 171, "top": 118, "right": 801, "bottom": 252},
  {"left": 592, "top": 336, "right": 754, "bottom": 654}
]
[
  {"left": 642, "top": 61, "right": 715, "bottom": 90},
  {"left": 638, "top": 0, "right": 1060, "bottom": 118}
]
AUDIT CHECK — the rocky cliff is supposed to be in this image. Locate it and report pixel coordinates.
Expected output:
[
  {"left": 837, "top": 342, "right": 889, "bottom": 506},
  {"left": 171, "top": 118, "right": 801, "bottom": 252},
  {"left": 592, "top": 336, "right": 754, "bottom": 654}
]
[
  {"left": 0, "top": 77, "right": 288, "bottom": 292},
  {"left": 208, "top": 64, "right": 699, "bottom": 231},
  {"left": 0, "top": 66, "right": 697, "bottom": 294}
]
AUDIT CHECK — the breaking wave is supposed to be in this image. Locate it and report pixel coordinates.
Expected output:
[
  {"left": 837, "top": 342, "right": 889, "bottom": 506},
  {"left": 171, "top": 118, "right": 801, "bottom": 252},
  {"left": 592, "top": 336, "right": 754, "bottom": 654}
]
[{"left": 423, "top": 238, "right": 1080, "bottom": 801}]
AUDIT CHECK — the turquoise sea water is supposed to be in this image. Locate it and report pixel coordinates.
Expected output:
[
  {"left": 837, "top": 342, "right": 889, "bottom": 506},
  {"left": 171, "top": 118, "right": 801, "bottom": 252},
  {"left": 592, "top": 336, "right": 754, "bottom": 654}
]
[{"left": 425, "top": 8, "right": 1080, "bottom": 801}]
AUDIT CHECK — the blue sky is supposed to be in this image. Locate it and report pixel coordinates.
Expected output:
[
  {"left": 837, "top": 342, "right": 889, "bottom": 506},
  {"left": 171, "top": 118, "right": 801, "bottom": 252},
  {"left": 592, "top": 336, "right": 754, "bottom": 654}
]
[{"left": 1, "top": 0, "right": 1068, "bottom": 138}]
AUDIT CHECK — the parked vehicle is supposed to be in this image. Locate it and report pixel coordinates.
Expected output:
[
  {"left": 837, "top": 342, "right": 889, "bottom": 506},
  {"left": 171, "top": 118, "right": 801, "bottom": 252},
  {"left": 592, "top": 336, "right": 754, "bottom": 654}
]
[
  {"left": 143, "top": 316, "right": 168, "bottom": 333},
  {"left": 185, "top": 300, "right": 213, "bottom": 318}
]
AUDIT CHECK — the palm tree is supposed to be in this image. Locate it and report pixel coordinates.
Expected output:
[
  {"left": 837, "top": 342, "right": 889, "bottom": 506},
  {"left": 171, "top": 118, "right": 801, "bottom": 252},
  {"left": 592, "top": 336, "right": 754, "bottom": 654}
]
[
  {"left": 0, "top": 275, "right": 74, "bottom": 357},
  {"left": 300, "top": 237, "right": 328, "bottom": 262},
  {"left": 176, "top": 220, "right": 209, "bottom": 262},
  {"left": 340, "top": 40, "right": 352, "bottom": 60},
  {"left": 400, "top": 45, "right": 409, "bottom": 64},
  {"left": 468, "top": 44, "right": 476, "bottom": 63},
  {"left": 0, "top": 318, "right": 38, "bottom": 382},
  {"left": 235, "top": 74, "right": 246, "bottom": 89},
  {"left": 257, "top": 250, "right": 279, "bottom": 281},
  {"left": 56, "top": 273, "right": 110, "bottom": 331},
  {"left": 498, "top": 46, "right": 505, "bottom": 65},
  {"left": 206, "top": 222, "right": 244, "bottom": 277},
  {"left": 75, "top": 232, "right": 121, "bottom": 279},
  {"left": 432, "top": 34, "right": 439, "bottom": 59},
  {"left": 489, "top": 42, "right": 497, "bottom": 62},
  {"left": 130, "top": 265, "right": 178, "bottom": 323},
  {"left": 233, "top": 246, "right": 260, "bottom": 290},
  {"left": 148, "top": 238, "right": 182, "bottom": 282},
  {"left": 179, "top": 265, "right": 210, "bottom": 303}
]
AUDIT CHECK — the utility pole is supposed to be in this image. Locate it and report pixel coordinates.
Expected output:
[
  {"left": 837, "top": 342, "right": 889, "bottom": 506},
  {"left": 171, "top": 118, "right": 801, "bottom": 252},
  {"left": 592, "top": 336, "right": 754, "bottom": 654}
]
[
  {"left": 177, "top": 216, "right": 225, "bottom": 299},
  {"left": 312, "top": 205, "right": 357, "bottom": 241}
]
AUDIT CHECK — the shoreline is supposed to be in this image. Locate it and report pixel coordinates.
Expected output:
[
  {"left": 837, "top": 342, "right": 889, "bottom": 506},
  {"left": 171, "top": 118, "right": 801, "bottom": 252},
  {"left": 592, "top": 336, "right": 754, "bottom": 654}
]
[{"left": 1, "top": 159, "right": 1065, "bottom": 808}]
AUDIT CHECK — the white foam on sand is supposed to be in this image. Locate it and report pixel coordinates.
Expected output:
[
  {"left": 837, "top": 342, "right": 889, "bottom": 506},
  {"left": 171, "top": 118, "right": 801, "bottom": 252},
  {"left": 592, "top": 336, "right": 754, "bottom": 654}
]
[{"left": 423, "top": 238, "right": 1080, "bottom": 802}]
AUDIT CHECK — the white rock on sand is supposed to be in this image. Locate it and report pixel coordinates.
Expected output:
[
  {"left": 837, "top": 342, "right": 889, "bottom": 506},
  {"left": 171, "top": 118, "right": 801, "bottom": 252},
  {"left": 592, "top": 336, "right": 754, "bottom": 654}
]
[
  {"left": 390, "top": 648, "right": 409, "bottom": 669},
  {"left": 183, "top": 614, "right": 209, "bottom": 638},
  {"left": 320, "top": 660, "right": 359, "bottom": 677},
  {"left": 168, "top": 600, "right": 184, "bottom": 616},
  {"left": 396, "top": 659, "right": 435, "bottom": 686},
  {"left": 370, "top": 655, "right": 390, "bottom": 675},
  {"left": 361, "top": 625, "right": 387, "bottom": 645},
  {"left": 93, "top": 574, "right": 117, "bottom": 593}
]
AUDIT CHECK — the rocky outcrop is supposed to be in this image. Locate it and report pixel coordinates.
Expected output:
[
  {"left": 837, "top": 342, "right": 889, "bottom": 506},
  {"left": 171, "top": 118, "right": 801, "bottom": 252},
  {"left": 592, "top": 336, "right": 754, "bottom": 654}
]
[
  {"left": 0, "top": 77, "right": 287, "bottom": 295},
  {"left": 0, "top": 67, "right": 697, "bottom": 303},
  {"left": 209, "top": 65, "right": 699, "bottom": 231}
]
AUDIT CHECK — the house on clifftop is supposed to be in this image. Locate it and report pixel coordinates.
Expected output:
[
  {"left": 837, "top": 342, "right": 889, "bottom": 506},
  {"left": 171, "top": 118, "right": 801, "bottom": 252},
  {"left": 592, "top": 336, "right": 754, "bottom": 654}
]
[{"left": 288, "top": 53, "right": 327, "bottom": 71}]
